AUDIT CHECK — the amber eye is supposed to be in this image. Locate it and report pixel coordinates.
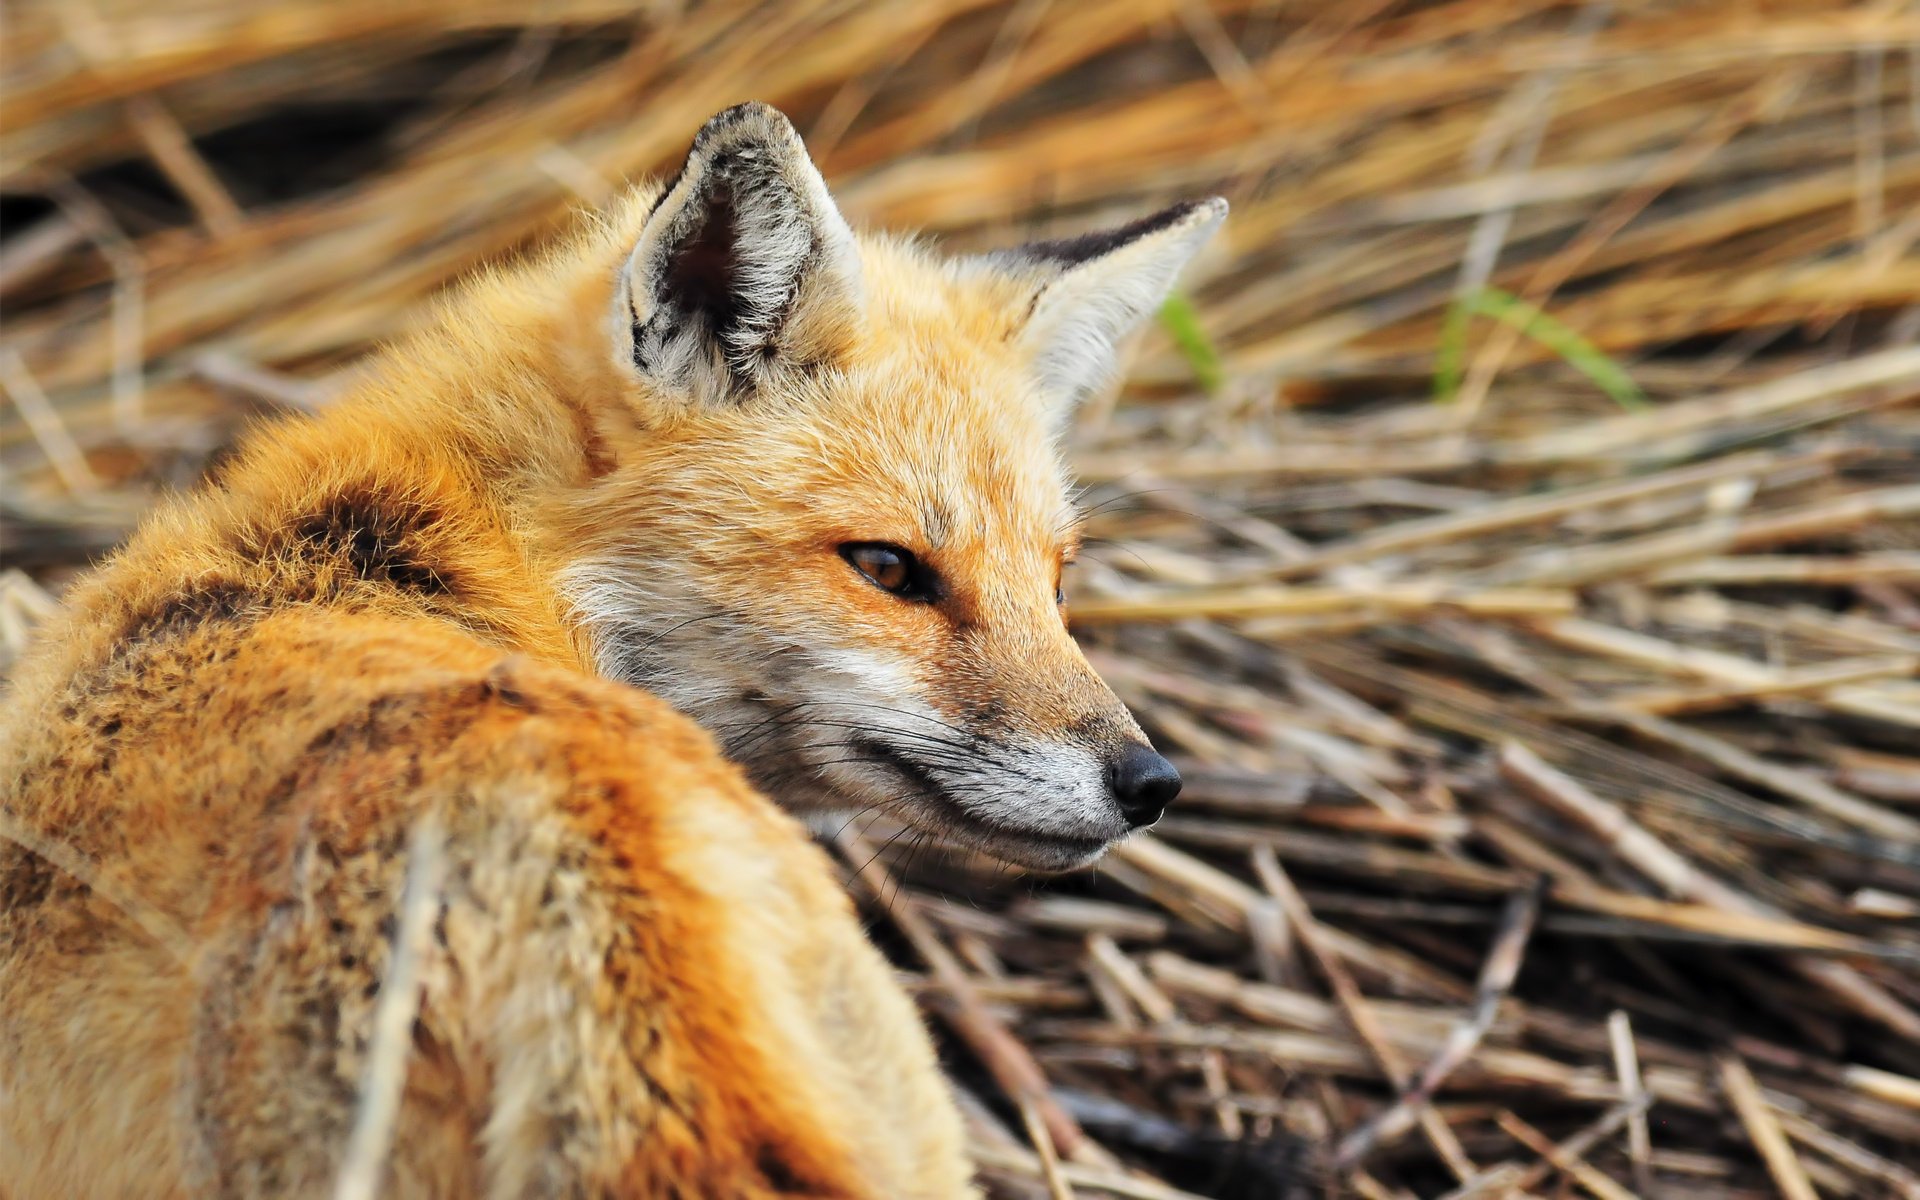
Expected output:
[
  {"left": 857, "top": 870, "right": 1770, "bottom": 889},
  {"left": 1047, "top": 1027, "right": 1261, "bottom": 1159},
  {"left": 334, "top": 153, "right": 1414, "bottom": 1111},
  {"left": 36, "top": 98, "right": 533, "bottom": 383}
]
[{"left": 841, "top": 543, "right": 939, "bottom": 601}]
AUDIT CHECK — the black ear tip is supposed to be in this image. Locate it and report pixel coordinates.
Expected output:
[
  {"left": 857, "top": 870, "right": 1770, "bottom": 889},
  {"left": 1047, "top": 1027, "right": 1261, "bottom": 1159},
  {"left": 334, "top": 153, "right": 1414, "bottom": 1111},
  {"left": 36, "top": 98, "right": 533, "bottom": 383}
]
[
  {"left": 694, "top": 102, "right": 799, "bottom": 150},
  {"left": 1007, "top": 195, "right": 1228, "bottom": 270},
  {"left": 1155, "top": 196, "right": 1228, "bottom": 229}
]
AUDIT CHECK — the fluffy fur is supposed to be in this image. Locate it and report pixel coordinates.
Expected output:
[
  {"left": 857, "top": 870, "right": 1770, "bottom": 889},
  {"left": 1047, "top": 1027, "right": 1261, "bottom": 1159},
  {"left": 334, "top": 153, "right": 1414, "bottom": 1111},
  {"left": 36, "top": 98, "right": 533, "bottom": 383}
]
[{"left": 0, "top": 102, "right": 1222, "bottom": 1196}]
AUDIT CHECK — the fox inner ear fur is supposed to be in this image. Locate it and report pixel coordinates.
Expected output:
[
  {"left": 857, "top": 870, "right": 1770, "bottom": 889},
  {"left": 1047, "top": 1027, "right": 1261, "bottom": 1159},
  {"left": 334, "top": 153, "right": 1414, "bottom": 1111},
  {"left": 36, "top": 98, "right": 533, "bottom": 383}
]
[
  {"left": 999, "top": 197, "right": 1227, "bottom": 412},
  {"left": 618, "top": 102, "right": 863, "bottom": 404}
]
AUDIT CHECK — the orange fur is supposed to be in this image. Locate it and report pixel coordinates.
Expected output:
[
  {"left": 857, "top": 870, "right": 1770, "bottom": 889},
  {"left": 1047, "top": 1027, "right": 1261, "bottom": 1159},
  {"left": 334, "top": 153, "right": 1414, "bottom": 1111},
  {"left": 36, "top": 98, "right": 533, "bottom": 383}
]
[{"left": 0, "top": 103, "right": 1220, "bottom": 1196}]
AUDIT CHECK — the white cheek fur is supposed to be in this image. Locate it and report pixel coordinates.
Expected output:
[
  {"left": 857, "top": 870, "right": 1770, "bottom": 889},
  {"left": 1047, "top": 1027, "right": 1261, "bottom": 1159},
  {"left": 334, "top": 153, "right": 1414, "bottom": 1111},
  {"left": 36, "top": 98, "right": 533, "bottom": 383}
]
[{"left": 557, "top": 557, "right": 1127, "bottom": 856}]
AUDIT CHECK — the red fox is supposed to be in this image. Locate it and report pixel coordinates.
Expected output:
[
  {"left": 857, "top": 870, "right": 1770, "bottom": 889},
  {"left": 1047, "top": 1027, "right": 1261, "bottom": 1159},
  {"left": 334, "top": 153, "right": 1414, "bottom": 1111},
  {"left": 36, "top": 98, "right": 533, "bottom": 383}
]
[{"left": 0, "top": 103, "right": 1223, "bottom": 1197}]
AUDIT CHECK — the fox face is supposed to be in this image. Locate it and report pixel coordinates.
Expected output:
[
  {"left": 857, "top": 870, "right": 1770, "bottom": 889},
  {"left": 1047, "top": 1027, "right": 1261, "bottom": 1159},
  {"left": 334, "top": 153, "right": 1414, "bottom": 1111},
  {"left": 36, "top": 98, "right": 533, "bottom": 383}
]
[{"left": 557, "top": 104, "right": 1223, "bottom": 870}]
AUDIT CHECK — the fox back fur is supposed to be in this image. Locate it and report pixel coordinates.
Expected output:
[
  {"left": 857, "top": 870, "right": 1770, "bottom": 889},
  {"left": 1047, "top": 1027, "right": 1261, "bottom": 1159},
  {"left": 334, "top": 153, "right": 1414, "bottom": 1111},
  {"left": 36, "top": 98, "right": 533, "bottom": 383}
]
[{"left": 0, "top": 102, "right": 1223, "bottom": 1197}]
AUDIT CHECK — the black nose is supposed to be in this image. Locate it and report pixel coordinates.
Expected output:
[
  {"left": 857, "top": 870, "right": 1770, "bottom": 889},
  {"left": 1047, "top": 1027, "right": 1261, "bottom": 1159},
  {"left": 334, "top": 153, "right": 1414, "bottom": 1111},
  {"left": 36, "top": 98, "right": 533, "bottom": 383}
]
[{"left": 1108, "top": 744, "right": 1181, "bottom": 828}]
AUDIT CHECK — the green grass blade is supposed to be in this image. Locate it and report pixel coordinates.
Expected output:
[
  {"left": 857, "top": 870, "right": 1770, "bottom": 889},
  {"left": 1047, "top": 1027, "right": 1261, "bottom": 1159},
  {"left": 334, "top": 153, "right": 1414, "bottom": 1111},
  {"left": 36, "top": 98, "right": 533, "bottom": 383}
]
[
  {"left": 1158, "top": 293, "right": 1225, "bottom": 395},
  {"left": 1434, "top": 295, "right": 1473, "bottom": 403},
  {"left": 1434, "top": 286, "right": 1648, "bottom": 411}
]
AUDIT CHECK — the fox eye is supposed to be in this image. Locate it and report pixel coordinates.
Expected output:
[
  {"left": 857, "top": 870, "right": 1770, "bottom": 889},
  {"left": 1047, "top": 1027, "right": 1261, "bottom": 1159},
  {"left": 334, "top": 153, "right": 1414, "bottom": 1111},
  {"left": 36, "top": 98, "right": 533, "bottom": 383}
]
[{"left": 841, "top": 543, "right": 938, "bottom": 601}]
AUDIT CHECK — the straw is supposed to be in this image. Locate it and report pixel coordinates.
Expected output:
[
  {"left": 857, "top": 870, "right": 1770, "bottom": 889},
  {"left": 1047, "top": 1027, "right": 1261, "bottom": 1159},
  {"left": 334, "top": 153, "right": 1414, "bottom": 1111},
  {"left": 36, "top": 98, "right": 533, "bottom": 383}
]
[{"left": 6, "top": 3, "right": 1919, "bottom": 1195}]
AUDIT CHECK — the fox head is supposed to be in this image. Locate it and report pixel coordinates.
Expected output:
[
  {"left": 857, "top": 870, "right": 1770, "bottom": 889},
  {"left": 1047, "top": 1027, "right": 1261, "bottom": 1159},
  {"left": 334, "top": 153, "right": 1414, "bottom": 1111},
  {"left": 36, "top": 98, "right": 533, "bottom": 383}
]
[{"left": 549, "top": 103, "right": 1224, "bottom": 870}]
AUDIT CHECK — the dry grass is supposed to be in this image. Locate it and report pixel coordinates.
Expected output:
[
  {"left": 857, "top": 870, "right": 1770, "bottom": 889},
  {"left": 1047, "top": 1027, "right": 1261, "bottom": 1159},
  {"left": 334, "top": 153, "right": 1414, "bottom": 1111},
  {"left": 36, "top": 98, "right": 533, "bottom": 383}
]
[{"left": 5, "top": 1, "right": 1920, "bottom": 1196}]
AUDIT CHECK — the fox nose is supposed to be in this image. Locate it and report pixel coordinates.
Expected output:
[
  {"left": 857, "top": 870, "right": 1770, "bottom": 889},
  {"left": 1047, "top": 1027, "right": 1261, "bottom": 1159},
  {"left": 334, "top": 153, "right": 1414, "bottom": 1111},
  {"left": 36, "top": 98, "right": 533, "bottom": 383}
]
[{"left": 1108, "top": 744, "right": 1182, "bottom": 829}]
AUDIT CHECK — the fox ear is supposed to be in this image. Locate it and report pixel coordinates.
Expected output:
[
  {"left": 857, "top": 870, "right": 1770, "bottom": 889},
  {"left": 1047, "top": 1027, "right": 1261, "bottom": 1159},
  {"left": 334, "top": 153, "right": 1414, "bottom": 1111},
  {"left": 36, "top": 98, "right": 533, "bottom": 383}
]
[
  {"left": 617, "top": 102, "right": 862, "bottom": 404},
  {"left": 999, "top": 198, "right": 1227, "bottom": 409}
]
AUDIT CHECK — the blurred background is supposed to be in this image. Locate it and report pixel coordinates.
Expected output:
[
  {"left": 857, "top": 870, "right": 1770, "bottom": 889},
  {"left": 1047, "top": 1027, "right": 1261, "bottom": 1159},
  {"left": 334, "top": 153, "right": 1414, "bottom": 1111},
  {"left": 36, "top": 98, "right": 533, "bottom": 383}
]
[{"left": 5, "top": 2, "right": 1920, "bottom": 1197}]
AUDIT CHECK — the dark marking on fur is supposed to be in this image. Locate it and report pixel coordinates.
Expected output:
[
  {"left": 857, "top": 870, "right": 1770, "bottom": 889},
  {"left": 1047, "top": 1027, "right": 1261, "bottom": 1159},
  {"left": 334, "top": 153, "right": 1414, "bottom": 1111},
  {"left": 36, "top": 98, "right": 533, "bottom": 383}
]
[
  {"left": 102, "top": 490, "right": 468, "bottom": 679},
  {"left": 119, "top": 582, "right": 255, "bottom": 652},
  {"left": 482, "top": 658, "right": 535, "bottom": 709},
  {"left": 1012, "top": 199, "right": 1205, "bottom": 268},
  {"left": 753, "top": 1143, "right": 821, "bottom": 1195},
  {"left": 85, "top": 582, "right": 263, "bottom": 696},
  {"left": 0, "top": 846, "right": 60, "bottom": 911},
  {"left": 1012, "top": 285, "right": 1046, "bottom": 338},
  {"left": 286, "top": 492, "right": 454, "bottom": 595},
  {"left": 553, "top": 391, "right": 615, "bottom": 479},
  {"left": 695, "top": 103, "right": 768, "bottom": 147},
  {"left": 0, "top": 838, "right": 109, "bottom": 958},
  {"left": 961, "top": 697, "right": 1008, "bottom": 727},
  {"left": 251, "top": 684, "right": 495, "bottom": 838},
  {"left": 854, "top": 738, "right": 945, "bottom": 799}
]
